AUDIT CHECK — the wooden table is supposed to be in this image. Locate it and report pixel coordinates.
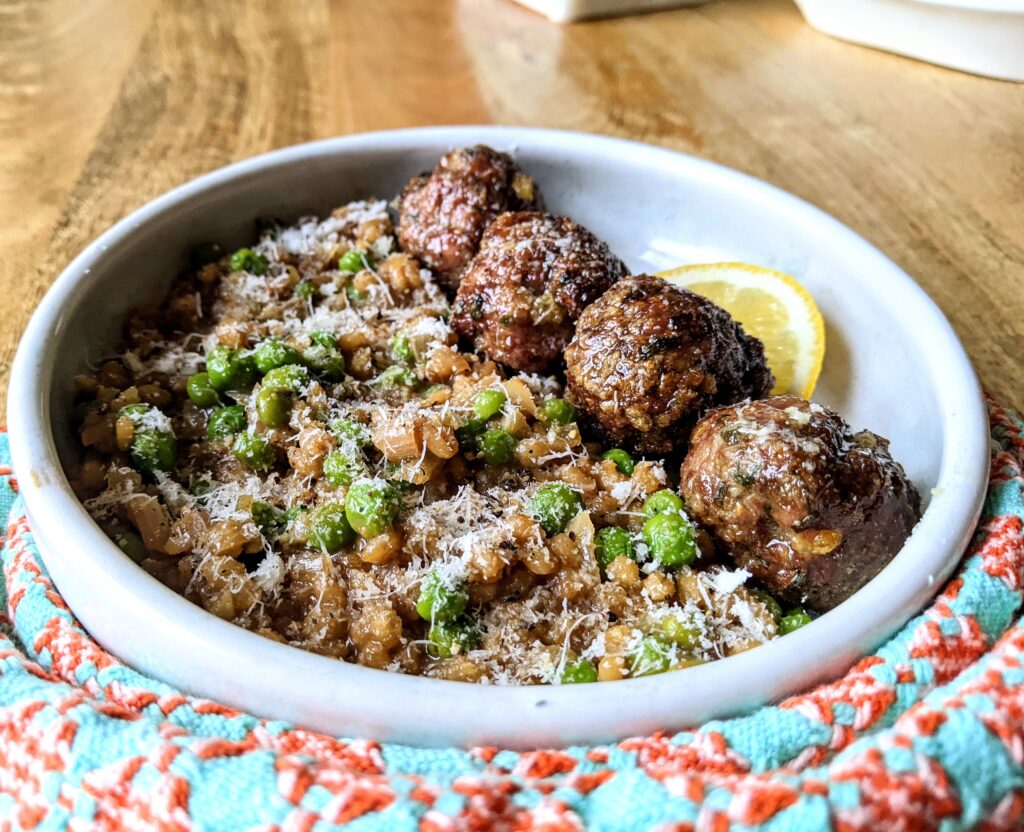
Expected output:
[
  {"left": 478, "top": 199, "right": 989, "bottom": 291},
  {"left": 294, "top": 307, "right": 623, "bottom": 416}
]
[{"left": 1, "top": 0, "right": 1021, "bottom": 414}]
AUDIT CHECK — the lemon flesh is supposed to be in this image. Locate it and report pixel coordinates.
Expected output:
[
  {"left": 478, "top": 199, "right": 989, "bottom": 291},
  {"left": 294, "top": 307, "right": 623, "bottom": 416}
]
[{"left": 656, "top": 262, "right": 825, "bottom": 399}]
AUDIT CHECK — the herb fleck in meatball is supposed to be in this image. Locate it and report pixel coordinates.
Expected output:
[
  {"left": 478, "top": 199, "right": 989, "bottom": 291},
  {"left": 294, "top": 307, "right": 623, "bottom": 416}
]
[
  {"left": 397, "top": 145, "right": 542, "bottom": 288},
  {"left": 680, "top": 396, "right": 922, "bottom": 612},
  {"left": 451, "top": 212, "right": 627, "bottom": 373},
  {"left": 564, "top": 275, "right": 773, "bottom": 454}
]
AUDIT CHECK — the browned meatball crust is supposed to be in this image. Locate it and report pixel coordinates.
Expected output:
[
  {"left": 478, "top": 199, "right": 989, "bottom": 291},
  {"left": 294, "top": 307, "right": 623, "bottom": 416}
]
[
  {"left": 679, "top": 396, "right": 922, "bottom": 612},
  {"left": 397, "top": 145, "right": 542, "bottom": 288},
  {"left": 450, "top": 212, "right": 628, "bottom": 374},
  {"left": 563, "top": 275, "right": 773, "bottom": 454}
]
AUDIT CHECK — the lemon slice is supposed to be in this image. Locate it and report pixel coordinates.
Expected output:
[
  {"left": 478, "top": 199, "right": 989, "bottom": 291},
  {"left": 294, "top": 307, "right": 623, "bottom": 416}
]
[{"left": 656, "top": 262, "right": 825, "bottom": 399}]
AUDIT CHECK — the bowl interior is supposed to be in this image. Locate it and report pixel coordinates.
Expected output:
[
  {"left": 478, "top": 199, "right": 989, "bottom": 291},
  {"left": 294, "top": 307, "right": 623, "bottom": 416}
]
[{"left": 14, "top": 127, "right": 986, "bottom": 748}]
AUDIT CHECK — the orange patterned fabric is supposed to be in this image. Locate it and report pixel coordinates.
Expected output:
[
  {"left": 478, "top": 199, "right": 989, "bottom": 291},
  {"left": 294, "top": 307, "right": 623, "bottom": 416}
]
[{"left": 0, "top": 397, "right": 1021, "bottom": 830}]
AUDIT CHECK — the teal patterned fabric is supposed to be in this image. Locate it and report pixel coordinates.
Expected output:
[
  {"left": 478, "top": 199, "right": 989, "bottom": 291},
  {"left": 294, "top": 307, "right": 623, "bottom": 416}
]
[{"left": 0, "top": 397, "right": 1022, "bottom": 831}]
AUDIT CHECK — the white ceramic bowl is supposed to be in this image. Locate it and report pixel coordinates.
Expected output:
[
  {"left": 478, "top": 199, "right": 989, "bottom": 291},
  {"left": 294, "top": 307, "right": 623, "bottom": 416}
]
[
  {"left": 8, "top": 127, "right": 989, "bottom": 749},
  {"left": 511, "top": 0, "right": 706, "bottom": 23},
  {"left": 794, "top": 0, "right": 1024, "bottom": 82}
]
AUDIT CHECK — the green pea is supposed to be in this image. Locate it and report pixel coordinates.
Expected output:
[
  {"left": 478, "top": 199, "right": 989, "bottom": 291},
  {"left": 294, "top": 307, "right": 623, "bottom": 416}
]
[
  {"left": 255, "top": 386, "right": 291, "bottom": 428},
  {"left": 294, "top": 281, "right": 316, "bottom": 300},
  {"left": 186, "top": 372, "right": 219, "bottom": 407},
  {"left": 427, "top": 618, "right": 481, "bottom": 658},
  {"left": 323, "top": 450, "right": 362, "bottom": 488},
  {"left": 538, "top": 397, "right": 576, "bottom": 425},
  {"left": 232, "top": 432, "right": 276, "bottom": 471},
  {"left": 114, "top": 531, "right": 148, "bottom": 563},
  {"left": 595, "top": 526, "right": 634, "bottom": 570},
  {"left": 472, "top": 389, "right": 506, "bottom": 421},
  {"left": 779, "top": 608, "right": 813, "bottom": 635},
  {"left": 455, "top": 418, "right": 486, "bottom": 450},
  {"left": 207, "top": 405, "right": 246, "bottom": 439},
  {"left": 229, "top": 248, "right": 269, "bottom": 275},
  {"left": 262, "top": 363, "right": 308, "bottom": 393},
  {"left": 252, "top": 502, "right": 285, "bottom": 539},
  {"left": 282, "top": 505, "right": 308, "bottom": 528},
  {"left": 345, "top": 480, "right": 401, "bottom": 539},
  {"left": 478, "top": 429, "right": 516, "bottom": 465},
  {"left": 283, "top": 508, "right": 312, "bottom": 544},
  {"left": 658, "top": 614, "right": 702, "bottom": 651},
  {"left": 416, "top": 568, "right": 469, "bottom": 623},
  {"left": 372, "top": 365, "right": 418, "bottom": 389},
  {"left": 130, "top": 428, "right": 177, "bottom": 474},
  {"left": 345, "top": 285, "right": 365, "bottom": 302},
  {"left": 631, "top": 636, "right": 673, "bottom": 677},
  {"left": 559, "top": 657, "right": 598, "bottom": 685},
  {"left": 338, "top": 249, "right": 367, "bottom": 273},
  {"left": 642, "top": 512, "right": 697, "bottom": 570},
  {"left": 309, "top": 331, "right": 336, "bottom": 349},
  {"left": 751, "top": 589, "right": 784, "bottom": 623},
  {"left": 304, "top": 343, "right": 346, "bottom": 382},
  {"left": 118, "top": 403, "right": 151, "bottom": 420},
  {"left": 119, "top": 405, "right": 176, "bottom": 474},
  {"left": 390, "top": 334, "right": 416, "bottom": 366},
  {"left": 642, "top": 489, "right": 685, "bottom": 518},
  {"left": 602, "top": 448, "right": 635, "bottom": 476},
  {"left": 253, "top": 338, "right": 304, "bottom": 374},
  {"left": 206, "top": 347, "right": 258, "bottom": 392},
  {"left": 309, "top": 503, "right": 356, "bottom": 553},
  {"left": 530, "top": 482, "right": 583, "bottom": 537},
  {"left": 329, "top": 418, "right": 372, "bottom": 449}
]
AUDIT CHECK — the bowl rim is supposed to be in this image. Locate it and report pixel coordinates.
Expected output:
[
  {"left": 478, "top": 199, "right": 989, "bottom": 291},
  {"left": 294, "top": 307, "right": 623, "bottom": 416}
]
[
  {"left": 6, "top": 126, "right": 990, "bottom": 748},
  {"left": 904, "top": 0, "right": 1024, "bottom": 13}
]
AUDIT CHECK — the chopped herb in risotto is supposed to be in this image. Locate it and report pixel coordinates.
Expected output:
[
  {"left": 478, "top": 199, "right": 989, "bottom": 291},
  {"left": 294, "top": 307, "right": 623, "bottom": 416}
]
[{"left": 72, "top": 146, "right": 919, "bottom": 684}]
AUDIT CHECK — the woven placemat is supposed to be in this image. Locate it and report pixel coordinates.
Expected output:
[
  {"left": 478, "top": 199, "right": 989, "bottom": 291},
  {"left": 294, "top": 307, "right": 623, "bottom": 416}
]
[{"left": 0, "top": 394, "right": 1021, "bottom": 831}]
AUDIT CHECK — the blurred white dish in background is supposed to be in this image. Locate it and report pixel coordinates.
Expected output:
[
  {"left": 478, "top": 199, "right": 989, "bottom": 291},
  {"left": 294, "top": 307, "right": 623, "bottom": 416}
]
[
  {"left": 795, "top": 0, "right": 1024, "bottom": 82},
  {"left": 511, "top": 0, "right": 706, "bottom": 22}
]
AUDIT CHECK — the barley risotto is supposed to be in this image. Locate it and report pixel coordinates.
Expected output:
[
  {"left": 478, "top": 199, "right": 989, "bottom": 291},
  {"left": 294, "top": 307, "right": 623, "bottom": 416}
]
[{"left": 71, "top": 145, "right": 920, "bottom": 685}]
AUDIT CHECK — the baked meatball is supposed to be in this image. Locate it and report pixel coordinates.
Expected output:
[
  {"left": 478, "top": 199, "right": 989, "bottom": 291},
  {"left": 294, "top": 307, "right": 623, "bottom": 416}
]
[
  {"left": 450, "top": 212, "right": 627, "bottom": 373},
  {"left": 564, "top": 275, "right": 773, "bottom": 454},
  {"left": 679, "top": 396, "right": 922, "bottom": 612},
  {"left": 397, "top": 145, "right": 542, "bottom": 288}
]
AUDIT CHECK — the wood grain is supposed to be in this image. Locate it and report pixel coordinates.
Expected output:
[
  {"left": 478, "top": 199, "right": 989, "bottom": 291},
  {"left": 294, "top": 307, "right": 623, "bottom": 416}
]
[{"left": 1, "top": 0, "right": 1021, "bottom": 414}]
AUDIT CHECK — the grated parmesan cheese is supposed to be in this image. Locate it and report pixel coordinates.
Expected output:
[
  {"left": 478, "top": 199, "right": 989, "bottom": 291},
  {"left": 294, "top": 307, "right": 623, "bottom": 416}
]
[{"left": 74, "top": 192, "right": 785, "bottom": 687}]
